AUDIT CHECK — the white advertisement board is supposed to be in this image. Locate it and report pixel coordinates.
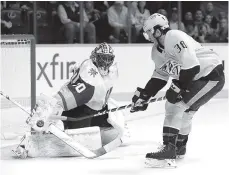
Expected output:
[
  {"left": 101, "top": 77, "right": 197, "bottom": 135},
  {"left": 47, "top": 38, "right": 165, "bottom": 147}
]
[{"left": 36, "top": 44, "right": 228, "bottom": 98}]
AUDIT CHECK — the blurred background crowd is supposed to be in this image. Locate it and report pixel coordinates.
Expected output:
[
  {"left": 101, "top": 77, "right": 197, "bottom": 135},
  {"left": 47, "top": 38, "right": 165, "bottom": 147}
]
[{"left": 1, "top": 1, "right": 228, "bottom": 44}]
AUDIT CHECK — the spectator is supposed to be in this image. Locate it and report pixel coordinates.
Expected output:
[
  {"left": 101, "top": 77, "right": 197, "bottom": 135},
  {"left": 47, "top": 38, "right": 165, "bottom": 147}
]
[
  {"left": 218, "top": 11, "right": 227, "bottom": 20},
  {"left": 204, "top": 14, "right": 214, "bottom": 35},
  {"left": 57, "top": 1, "right": 96, "bottom": 43},
  {"left": 204, "top": 2, "right": 218, "bottom": 29},
  {"left": 169, "top": 7, "right": 185, "bottom": 32},
  {"left": 134, "top": 1, "right": 150, "bottom": 37},
  {"left": 194, "top": 10, "right": 204, "bottom": 26},
  {"left": 185, "top": 20, "right": 195, "bottom": 38},
  {"left": 217, "top": 18, "right": 228, "bottom": 42},
  {"left": 84, "top": 1, "right": 100, "bottom": 22},
  {"left": 183, "top": 11, "right": 193, "bottom": 26},
  {"left": 107, "top": 1, "right": 136, "bottom": 43},
  {"left": 193, "top": 10, "right": 205, "bottom": 38},
  {"left": 1, "top": 2, "right": 12, "bottom": 34},
  {"left": 94, "top": 1, "right": 110, "bottom": 14},
  {"left": 91, "top": 2, "right": 116, "bottom": 43},
  {"left": 195, "top": 23, "right": 211, "bottom": 43},
  {"left": 157, "top": 9, "right": 168, "bottom": 18}
]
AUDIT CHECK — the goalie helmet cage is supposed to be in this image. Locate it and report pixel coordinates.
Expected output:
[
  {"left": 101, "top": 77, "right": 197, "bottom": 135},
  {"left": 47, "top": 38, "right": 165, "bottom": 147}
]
[{"left": 1, "top": 35, "right": 36, "bottom": 139}]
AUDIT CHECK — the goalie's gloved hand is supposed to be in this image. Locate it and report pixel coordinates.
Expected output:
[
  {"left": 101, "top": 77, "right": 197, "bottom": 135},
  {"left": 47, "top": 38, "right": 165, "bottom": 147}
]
[
  {"left": 166, "top": 79, "right": 184, "bottom": 104},
  {"left": 130, "top": 87, "right": 150, "bottom": 113}
]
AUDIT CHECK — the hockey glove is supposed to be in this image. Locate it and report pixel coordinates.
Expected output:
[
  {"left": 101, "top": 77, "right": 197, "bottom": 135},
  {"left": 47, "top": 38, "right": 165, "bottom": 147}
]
[
  {"left": 166, "top": 79, "right": 184, "bottom": 104},
  {"left": 130, "top": 87, "right": 150, "bottom": 113}
]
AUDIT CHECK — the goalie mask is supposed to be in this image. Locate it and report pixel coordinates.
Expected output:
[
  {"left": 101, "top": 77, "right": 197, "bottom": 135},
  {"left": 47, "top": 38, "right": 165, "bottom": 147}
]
[{"left": 91, "top": 42, "right": 115, "bottom": 76}]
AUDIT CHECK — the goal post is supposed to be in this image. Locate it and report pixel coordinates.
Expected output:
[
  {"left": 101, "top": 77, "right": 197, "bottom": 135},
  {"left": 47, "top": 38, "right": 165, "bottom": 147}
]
[
  {"left": 1, "top": 34, "right": 36, "bottom": 110},
  {"left": 1, "top": 34, "right": 36, "bottom": 139}
]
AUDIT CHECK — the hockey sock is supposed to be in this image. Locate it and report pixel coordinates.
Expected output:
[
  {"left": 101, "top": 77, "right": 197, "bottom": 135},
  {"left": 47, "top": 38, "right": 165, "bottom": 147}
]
[
  {"left": 163, "top": 126, "right": 179, "bottom": 146},
  {"left": 176, "top": 134, "right": 189, "bottom": 147}
]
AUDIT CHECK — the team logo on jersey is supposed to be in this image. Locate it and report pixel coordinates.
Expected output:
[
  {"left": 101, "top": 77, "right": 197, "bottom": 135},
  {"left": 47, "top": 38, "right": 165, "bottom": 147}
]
[
  {"left": 160, "top": 60, "right": 181, "bottom": 76},
  {"left": 88, "top": 68, "right": 98, "bottom": 77}
]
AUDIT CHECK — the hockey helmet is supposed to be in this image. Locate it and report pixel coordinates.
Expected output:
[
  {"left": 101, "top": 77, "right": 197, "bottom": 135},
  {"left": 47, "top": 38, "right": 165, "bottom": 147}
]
[{"left": 143, "top": 13, "right": 169, "bottom": 41}]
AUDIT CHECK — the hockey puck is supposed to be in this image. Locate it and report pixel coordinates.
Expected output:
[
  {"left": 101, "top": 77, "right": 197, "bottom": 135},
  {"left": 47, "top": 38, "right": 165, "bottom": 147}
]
[{"left": 36, "top": 120, "right": 44, "bottom": 127}]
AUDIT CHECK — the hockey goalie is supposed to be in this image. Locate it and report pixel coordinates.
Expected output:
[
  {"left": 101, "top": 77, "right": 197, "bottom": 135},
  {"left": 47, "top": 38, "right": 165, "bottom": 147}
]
[{"left": 13, "top": 43, "right": 129, "bottom": 159}]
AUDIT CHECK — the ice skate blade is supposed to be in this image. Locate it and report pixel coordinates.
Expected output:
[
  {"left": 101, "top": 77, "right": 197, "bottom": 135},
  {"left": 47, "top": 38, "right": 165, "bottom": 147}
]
[{"left": 145, "top": 158, "right": 177, "bottom": 168}]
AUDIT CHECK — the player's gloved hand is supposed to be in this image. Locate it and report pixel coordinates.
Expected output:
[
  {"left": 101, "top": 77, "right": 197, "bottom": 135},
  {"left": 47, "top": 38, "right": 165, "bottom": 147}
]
[
  {"left": 130, "top": 87, "right": 150, "bottom": 113},
  {"left": 26, "top": 94, "right": 63, "bottom": 132},
  {"left": 166, "top": 79, "right": 184, "bottom": 104}
]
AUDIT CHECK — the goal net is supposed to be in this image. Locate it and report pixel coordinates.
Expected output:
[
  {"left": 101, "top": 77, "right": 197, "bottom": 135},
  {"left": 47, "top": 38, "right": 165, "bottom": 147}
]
[{"left": 0, "top": 35, "right": 36, "bottom": 141}]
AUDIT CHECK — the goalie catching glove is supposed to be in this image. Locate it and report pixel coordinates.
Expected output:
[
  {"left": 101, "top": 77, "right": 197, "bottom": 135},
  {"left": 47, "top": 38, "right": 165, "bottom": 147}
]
[
  {"left": 26, "top": 94, "right": 64, "bottom": 132},
  {"left": 130, "top": 87, "right": 151, "bottom": 113}
]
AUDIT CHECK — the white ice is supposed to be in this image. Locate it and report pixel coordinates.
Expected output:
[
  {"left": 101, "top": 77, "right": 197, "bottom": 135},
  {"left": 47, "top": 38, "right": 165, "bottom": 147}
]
[{"left": 1, "top": 98, "right": 228, "bottom": 175}]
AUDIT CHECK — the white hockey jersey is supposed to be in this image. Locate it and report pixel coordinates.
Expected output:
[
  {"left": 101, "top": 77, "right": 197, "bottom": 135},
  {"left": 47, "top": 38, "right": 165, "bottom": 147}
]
[
  {"left": 54, "top": 59, "right": 118, "bottom": 111},
  {"left": 151, "top": 30, "right": 222, "bottom": 81}
]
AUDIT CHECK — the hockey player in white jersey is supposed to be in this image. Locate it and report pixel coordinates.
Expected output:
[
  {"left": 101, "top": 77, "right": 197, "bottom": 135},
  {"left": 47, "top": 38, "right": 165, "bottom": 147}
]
[
  {"left": 130, "top": 13, "right": 225, "bottom": 167},
  {"left": 14, "top": 43, "right": 129, "bottom": 158}
]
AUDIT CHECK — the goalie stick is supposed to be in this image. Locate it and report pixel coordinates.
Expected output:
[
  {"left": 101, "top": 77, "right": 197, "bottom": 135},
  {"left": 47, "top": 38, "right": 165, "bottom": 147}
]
[{"left": 0, "top": 91, "right": 62, "bottom": 121}]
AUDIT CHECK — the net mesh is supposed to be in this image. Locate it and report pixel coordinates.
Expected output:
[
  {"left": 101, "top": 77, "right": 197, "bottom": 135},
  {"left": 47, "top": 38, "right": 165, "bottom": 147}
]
[{"left": 1, "top": 37, "right": 33, "bottom": 140}]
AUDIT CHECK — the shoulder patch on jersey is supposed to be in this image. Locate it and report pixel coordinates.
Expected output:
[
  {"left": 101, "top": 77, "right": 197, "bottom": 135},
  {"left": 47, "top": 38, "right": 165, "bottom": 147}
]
[
  {"left": 88, "top": 68, "right": 98, "bottom": 77},
  {"left": 160, "top": 60, "right": 181, "bottom": 76},
  {"left": 79, "top": 59, "right": 102, "bottom": 86}
]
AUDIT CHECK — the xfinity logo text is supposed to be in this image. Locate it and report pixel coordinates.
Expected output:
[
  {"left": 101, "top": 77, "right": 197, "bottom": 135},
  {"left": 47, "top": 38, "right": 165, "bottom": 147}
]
[{"left": 37, "top": 53, "right": 76, "bottom": 87}]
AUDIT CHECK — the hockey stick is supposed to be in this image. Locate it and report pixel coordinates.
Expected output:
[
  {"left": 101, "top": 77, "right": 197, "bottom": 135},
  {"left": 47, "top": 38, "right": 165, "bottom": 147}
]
[
  {"left": 0, "top": 91, "right": 62, "bottom": 121},
  {"left": 1, "top": 91, "right": 166, "bottom": 122},
  {"left": 59, "top": 96, "right": 166, "bottom": 122},
  {"left": 0, "top": 91, "right": 33, "bottom": 116}
]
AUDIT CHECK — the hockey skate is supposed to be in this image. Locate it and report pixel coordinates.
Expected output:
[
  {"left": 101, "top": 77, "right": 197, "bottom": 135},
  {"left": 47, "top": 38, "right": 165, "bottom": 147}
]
[{"left": 145, "top": 143, "right": 177, "bottom": 168}]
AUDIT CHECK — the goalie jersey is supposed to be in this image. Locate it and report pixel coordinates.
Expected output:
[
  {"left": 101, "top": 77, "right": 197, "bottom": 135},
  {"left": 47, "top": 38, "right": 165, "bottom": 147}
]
[
  {"left": 151, "top": 30, "right": 222, "bottom": 82},
  {"left": 54, "top": 59, "right": 118, "bottom": 111}
]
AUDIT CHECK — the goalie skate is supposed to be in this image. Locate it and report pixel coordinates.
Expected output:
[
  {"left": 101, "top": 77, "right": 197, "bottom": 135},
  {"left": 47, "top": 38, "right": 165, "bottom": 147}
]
[{"left": 12, "top": 145, "right": 28, "bottom": 159}]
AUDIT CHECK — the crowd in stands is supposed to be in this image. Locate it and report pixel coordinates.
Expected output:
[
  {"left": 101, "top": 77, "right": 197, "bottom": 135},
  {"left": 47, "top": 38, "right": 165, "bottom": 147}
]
[{"left": 1, "top": 1, "right": 228, "bottom": 43}]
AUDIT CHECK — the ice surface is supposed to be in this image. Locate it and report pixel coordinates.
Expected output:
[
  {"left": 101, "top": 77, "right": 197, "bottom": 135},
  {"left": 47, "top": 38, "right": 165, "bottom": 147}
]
[{"left": 1, "top": 99, "right": 228, "bottom": 175}]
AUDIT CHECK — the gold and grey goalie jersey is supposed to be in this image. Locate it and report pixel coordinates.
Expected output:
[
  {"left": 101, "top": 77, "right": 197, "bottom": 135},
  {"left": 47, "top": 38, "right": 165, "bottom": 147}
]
[
  {"left": 54, "top": 59, "right": 118, "bottom": 111},
  {"left": 151, "top": 30, "right": 222, "bottom": 81}
]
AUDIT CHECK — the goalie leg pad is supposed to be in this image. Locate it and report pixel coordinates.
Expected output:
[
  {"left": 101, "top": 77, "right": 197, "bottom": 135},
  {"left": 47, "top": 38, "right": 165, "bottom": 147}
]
[
  {"left": 25, "top": 126, "right": 102, "bottom": 157},
  {"left": 100, "top": 127, "right": 119, "bottom": 146}
]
